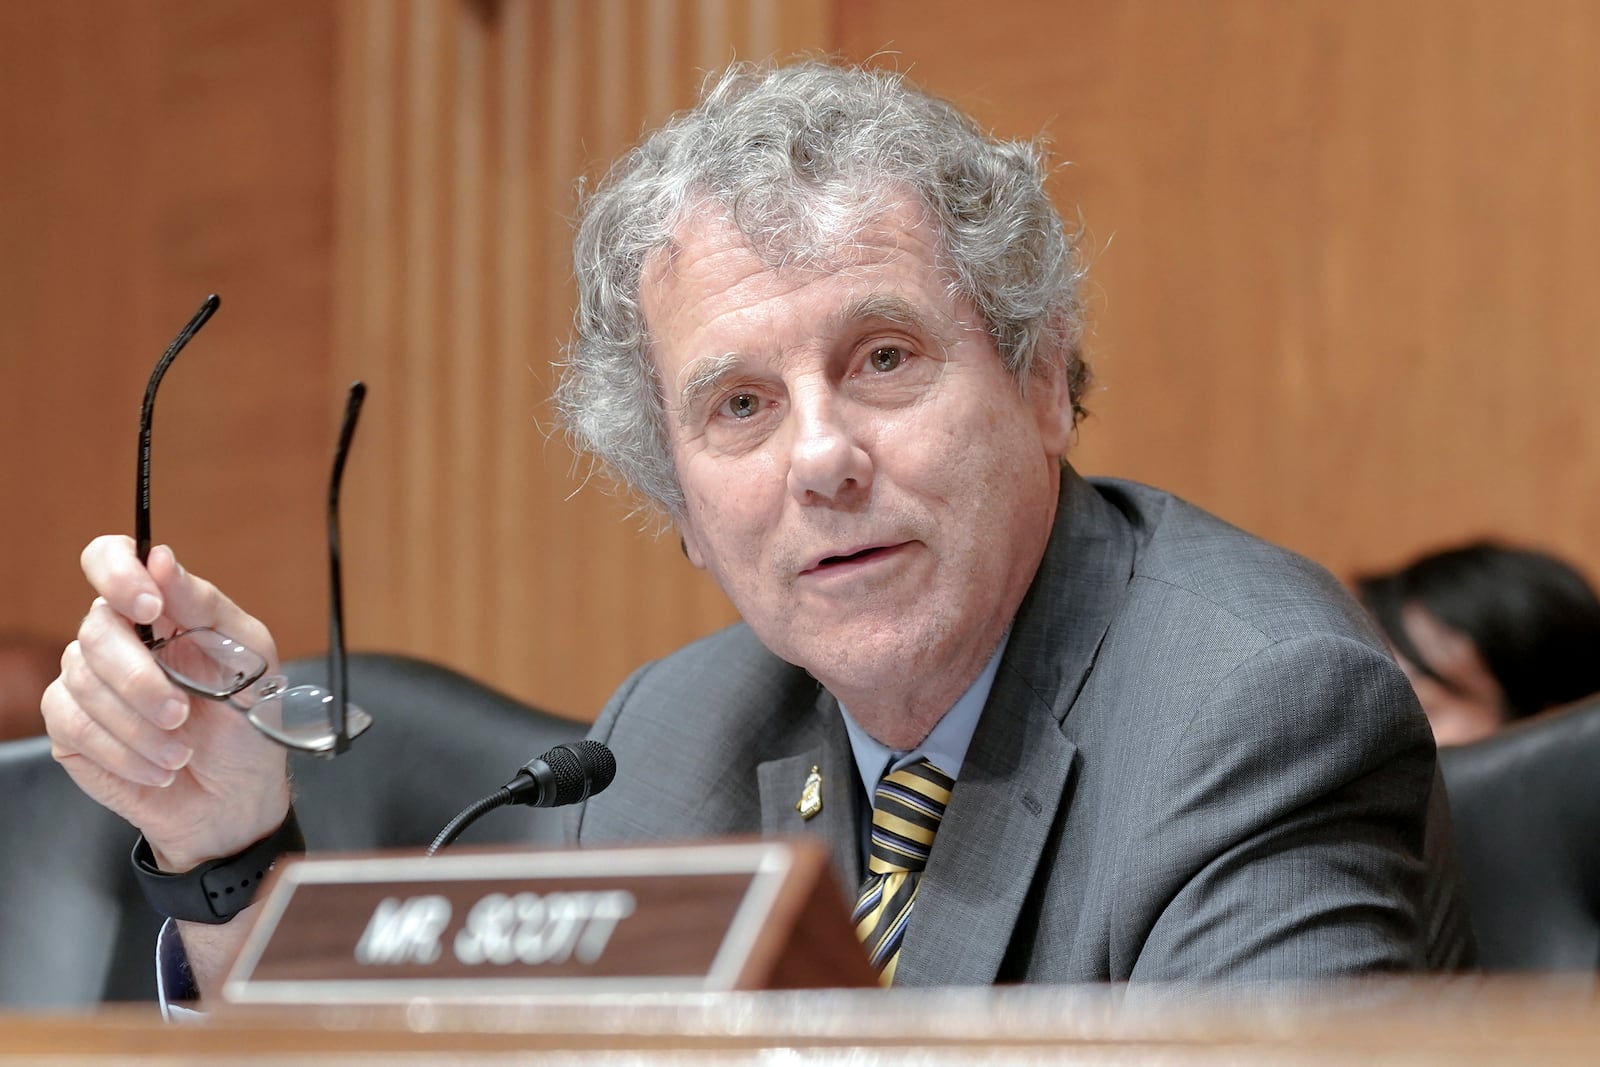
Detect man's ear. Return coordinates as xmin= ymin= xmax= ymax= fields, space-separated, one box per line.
xmin=678 ymin=523 xmax=708 ymax=569
xmin=1028 ymin=356 xmax=1077 ymax=459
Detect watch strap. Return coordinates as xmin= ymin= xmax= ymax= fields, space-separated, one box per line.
xmin=131 ymin=807 xmax=305 ymax=924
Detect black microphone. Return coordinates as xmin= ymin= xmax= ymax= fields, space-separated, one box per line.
xmin=506 ymin=740 xmax=617 ymax=807
xmin=427 ymin=740 xmax=616 ymax=856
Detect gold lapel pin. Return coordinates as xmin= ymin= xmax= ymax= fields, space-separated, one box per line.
xmin=796 ymin=765 xmax=823 ymax=820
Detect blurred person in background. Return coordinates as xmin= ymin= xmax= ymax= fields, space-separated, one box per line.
xmin=1356 ymin=542 xmax=1600 ymax=747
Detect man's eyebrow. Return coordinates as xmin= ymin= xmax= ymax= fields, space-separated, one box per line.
xmin=832 ymin=294 xmax=953 ymax=351
xmin=828 ymin=293 xmax=948 ymax=342
xmin=676 ymin=352 xmax=741 ymax=426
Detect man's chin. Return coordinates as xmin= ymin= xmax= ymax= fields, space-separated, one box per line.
xmin=778 ymin=632 xmax=946 ymax=698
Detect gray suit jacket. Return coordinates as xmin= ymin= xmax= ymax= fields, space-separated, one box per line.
xmin=572 ymin=469 xmax=1472 ymax=983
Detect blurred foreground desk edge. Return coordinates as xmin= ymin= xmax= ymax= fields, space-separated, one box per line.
xmin=2 ymin=978 xmax=1599 ymax=1064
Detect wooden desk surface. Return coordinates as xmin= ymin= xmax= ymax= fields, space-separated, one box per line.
xmin=3 ymin=977 xmax=1597 ymax=1064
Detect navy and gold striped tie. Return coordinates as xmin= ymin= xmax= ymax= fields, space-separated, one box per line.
xmin=851 ymin=758 xmax=954 ymax=985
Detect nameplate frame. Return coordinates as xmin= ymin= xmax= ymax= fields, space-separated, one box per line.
xmin=221 ymin=838 xmax=873 ymax=1004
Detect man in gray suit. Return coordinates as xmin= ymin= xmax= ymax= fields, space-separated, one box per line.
xmin=558 ymin=61 xmax=1470 ymax=981
xmin=44 ymin=59 xmax=1468 ymax=998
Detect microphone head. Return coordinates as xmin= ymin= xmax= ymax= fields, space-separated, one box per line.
xmin=571 ymin=739 xmax=617 ymax=797
xmin=537 ymin=740 xmax=617 ymax=806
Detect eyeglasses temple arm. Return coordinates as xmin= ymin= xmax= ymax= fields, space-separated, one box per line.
xmin=327 ymin=381 xmax=366 ymax=755
xmin=135 ymin=294 xmax=221 ymax=645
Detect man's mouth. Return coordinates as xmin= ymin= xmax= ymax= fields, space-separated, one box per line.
xmin=804 ymin=543 xmax=902 ymax=574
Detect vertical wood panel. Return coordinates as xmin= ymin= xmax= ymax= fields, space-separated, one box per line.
xmin=336 ymin=0 xmax=830 ymax=719
xmin=487 ymin=0 xmax=538 ymax=689
xmin=447 ymin=4 xmax=490 ymax=659
xmin=401 ymin=0 xmax=448 ymax=651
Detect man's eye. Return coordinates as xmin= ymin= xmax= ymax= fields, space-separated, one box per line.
xmin=721 ymin=393 xmax=761 ymax=419
xmin=868 ymin=346 xmax=904 ymax=373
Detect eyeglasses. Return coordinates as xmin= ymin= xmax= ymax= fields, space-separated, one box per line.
xmin=136 ymin=294 xmax=372 ymax=757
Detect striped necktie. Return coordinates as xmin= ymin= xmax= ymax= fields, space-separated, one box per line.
xmin=851 ymin=758 xmax=954 ymax=985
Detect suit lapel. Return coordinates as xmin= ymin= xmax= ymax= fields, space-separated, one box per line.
xmin=896 ymin=467 xmax=1136 ymax=985
xmin=896 ymin=663 xmax=1076 ymax=984
xmin=1007 ymin=466 xmax=1140 ymax=723
xmin=756 ymin=688 xmax=863 ymax=895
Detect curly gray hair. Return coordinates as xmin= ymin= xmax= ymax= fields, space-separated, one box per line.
xmin=557 ymin=59 xmax=1090 ymax=513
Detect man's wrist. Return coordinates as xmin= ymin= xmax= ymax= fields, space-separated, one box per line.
xmin=132 ymin=807 xmax=305 ymax=924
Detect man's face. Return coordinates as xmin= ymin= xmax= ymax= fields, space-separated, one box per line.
xmin=640 ymin=203 xmax=1073 ymax=743
xmin=1391 ymin=603 xmax=1507 ymax=746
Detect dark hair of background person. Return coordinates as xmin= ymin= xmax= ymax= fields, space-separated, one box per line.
xmin=1356 ymin=542 xmax=1600 ymax=724
xmin=0 ymin=632 xmax=61 ymax=742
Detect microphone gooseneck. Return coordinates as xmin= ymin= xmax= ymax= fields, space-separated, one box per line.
xmin=426 ymin=740 xmax=616 ymax=856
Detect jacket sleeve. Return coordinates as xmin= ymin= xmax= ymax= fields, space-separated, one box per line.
xmin=1124 ymin=633 xmax=1447 ymax=980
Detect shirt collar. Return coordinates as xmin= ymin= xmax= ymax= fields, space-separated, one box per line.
xmin=838 ymin=628 xmax=1011 ymax=801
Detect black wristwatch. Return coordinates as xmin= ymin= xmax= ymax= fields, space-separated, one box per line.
xmin=131 ymin=808 xmax=305 ymax=924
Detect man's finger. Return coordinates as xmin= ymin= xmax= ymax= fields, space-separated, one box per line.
xmin=80 ymin=534 xmax=163 ymax=625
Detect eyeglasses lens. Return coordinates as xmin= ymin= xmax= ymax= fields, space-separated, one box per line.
xmin=248 ymin=688 xmax=374 ymax=754
xmin=151 ymin=627 xmax=373 ymax=753
xmin=150 ymin=627 xmax=268 ymax=699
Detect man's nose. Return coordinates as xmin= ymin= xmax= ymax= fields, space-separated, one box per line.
xmin=786 ymin=391 xmax=871 ymax=505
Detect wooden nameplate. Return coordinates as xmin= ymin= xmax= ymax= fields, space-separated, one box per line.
xmin=221 ymin=837 xmax=875 ymax=1004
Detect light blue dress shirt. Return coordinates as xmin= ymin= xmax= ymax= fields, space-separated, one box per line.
xmin=838 ymin=631 xmax=1010 ymax=867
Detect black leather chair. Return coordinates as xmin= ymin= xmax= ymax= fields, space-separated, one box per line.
xmin=0 ymin=653 xmax=585 ymax=1008
xmin=0 ymin=736 xmax=162 ymax=1005
xmin=282 ymin=652 xmax=587 ymax=852
xmin=1438 ymin=697 xmax=1600 ymax=970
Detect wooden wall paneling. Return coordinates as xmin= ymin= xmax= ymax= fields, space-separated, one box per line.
xmin=1 ymin=2 xmax=338 ymax=664
xmin=15 ymin=0 xmax=1590 ymax=728
xmin=397 ymin=0 xmax=448 ymax=670
xmin=834 ymin=0 xmax=1600 ymax=588
xmin=335 ymin=0 xmax=830 ymax=720
xmin=485 ymin=0 xmax=539 ymax=703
